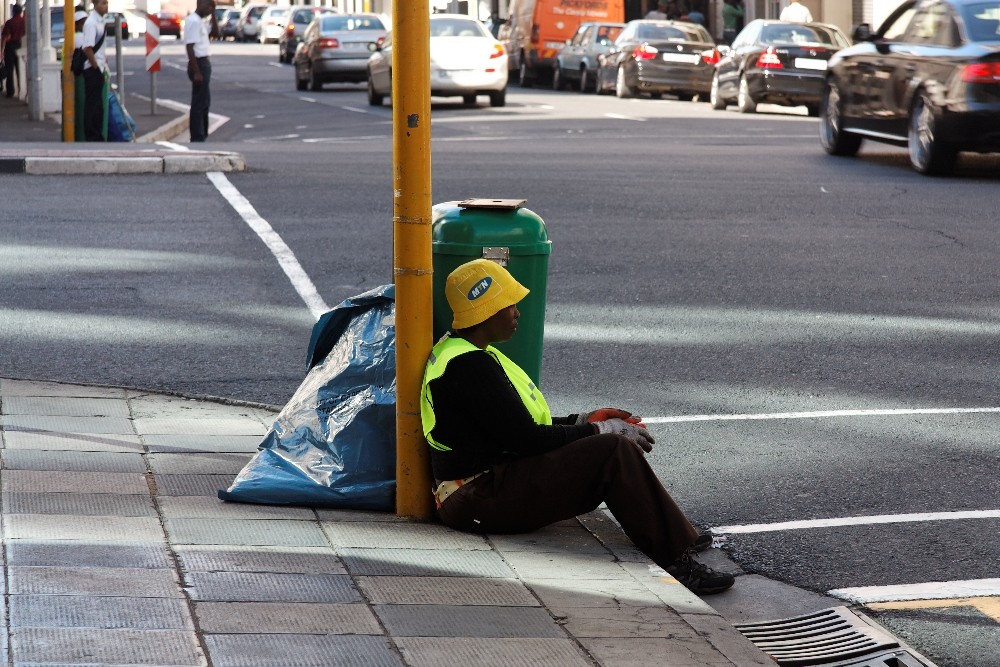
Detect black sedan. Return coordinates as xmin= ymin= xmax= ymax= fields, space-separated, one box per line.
xmin=820 ymin=0 xmax=1000 ymax=175
xmin=711 ymin=20 xmax=850 ymax=115
xmin=596 ymin=20 xmax=718 ymax=100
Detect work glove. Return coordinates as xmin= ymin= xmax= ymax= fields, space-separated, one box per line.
xmin=594 ymin=418 xmax=655 ymax=453
xmin=575 ymin=408 xmax=646 ymax=428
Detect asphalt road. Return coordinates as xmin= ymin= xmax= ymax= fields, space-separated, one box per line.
xmin=2 ymin=39 xmax=999 ymax=666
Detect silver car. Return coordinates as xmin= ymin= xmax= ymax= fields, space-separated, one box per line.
xmin=293 ymin=13 xmax=388 ymax=91
xmin=554 ymin=21 xmax=626 ymax=92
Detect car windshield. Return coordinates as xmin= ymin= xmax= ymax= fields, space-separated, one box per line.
xmin=962 ymin=3 xmax=1000 ymax=42
xmin=635 ymin=23 xmax=705 ymax=42
xmin=320 ymin=15 xmax=385 ymax=31
xmin=430 ymin=18 xmax=486 ymax=37
xmin=269 ymin=9 xmax=287 ymax=17
xmin=761 ymin=24 xmax=846 ymax=47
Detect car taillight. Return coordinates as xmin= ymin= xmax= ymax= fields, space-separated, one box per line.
xmin=319 ymin=37 xmax=339 ymax=49
xmin=489 ymin=43 xmax=505 ymax=59
xmin=756 ymin=46 xmax=783 ymax=69
xmin=632 ymin=44 xmax=658 ymax=60
xmin=701 ymin=48 xmax=719 ymax=66
xmin=286 ymin=24 xmax=294 ymax=34
xmin=962 ymin=62 xmax=1000 ymax=83
xmin=376 ymin=36 xmax=385 ymax=48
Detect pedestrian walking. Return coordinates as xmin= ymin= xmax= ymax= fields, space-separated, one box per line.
xmin=1 ymin=4 xmax=26 ymax=98
xmin=779 ymin=0 xmax=813 ymax=23
xmin=185 ymin=0 xmax=218 ymax=142
xmin=81 ymin=0 xmax=109 ymax=141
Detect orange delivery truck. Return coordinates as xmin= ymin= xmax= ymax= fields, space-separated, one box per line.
xmin=500 ymin=0 xmax=625 ymax=87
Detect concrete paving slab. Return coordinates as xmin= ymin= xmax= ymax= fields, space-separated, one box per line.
xmin=154 ymin=474 xmax=236 ymax=497
xmin=1 ymin=450 xmax=147 ymax=473
xmin=128 ymin=395 xmax=273 ymax=421
xmin=11 ymin=627 xmax=205 ymax=665
xmin=10 ymin=595 xmax=194 ymax=630
xmin=321 ymin=521 xmax=490 ymax=551
xmin=164 ymin=518 xmax=329 ymax=547
xmin=580 ymin=637 xmax=736 ymax=667
xmin=356 ymin=575 xmax=539 ymax=606
xmin=2 ymin=414 xmax=135 ymax=434
xmin=1 ymin=492 xmax=157 ymax=517
xmin=9 ymin=566 xmax=181 ymax=597
xmin=698 ymin=572 xmax=840 ymax=625
xmin=395 ymin=637 xmax=593 ymax=667
xmin=314 ymin=508 xmax=411 ymax=523
xmin=373 ymin=604 xmax=565 ymax=638
xmin=184 ymin=572 xmax=359 ymax=603
xmin=618 ymin=562 xmax=719 ymax=616
xmin=5 ymin=514 xmax=164 ymax=542
xmin=548 ymin=605 xmax=702 ymax=639
xmin=488 ymin=525 xmax=614 ymax=555
xmin=1 ymin=396 xmax=132 ymax=418
xmin=133 ymin=417 xmax=267 ymax=436
xmin=338 ymin=548 xmax=515 ymax=578
xmin=0 ymin=431 xmax=144 ymax=452
xmin=6 ymin=541 xmax=173 ymax=569
xmin=2 ymin=470 xmax=150 ymax=495
xmin=194 ymin=601 xmax=381 ymax=634
xmin=143 ymin=434 xmax=262 ymax=453
xmin=148 ymin=453 xmax=253 ymax=475
xmin=203 ymin=634 xmax=401 ymax=667
xmin=174 ymin=545 xmax=345 ymax=575
xmin=523 ymin=577 xmax=664 ymax=609
xmin=500 ymin=550 xmax=633 ymax=580
xmin=159 ymin=496 xmax=315 ymax=520
xmin=680 ymin=613 xmax=777 ymax=667
xmin=0 ymin=379 xmax=127 ymax=398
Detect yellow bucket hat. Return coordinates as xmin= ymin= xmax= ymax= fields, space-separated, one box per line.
xmin=445 ymin=259 xmax=530 ymax=330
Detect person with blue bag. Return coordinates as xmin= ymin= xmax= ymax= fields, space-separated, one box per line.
xmin=420 ymin=259 xmax=735 ymax=595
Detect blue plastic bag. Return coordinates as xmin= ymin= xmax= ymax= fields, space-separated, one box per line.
xmin=219 ymin=285 xmax=397 ymax=510
xmin=107 ymin=91 xmax=136 ymax=142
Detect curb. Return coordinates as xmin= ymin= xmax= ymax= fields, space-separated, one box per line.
xmin=0 ymin=151 xmax=245 ymax=174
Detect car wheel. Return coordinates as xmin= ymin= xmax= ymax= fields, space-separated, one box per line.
xmin=819 ymin=79 xmax=862 ymax=157
xmin=805 ymin=104 xmax=820 ymax=117
xmin=908 ymin=90 xmax=957 ymax=176
xmin=489 ymin=86 xmax=506 ymax=107
xmin=737 ymin=74 xmax=756 ymax=113
xmin=579 ymin=68 xmax=591 ymax=93
xmin=367 ymin=76 xmax=383 ymax=106
xmin=552 ymin=66 xmax=565 ymax=91
xmin=710 ymin=72 xmax=726 ymax=110
xmin=615 ymin=66 xmax=634 ymax=98
xmin=518 ymin=57 xmax=533 ymax=88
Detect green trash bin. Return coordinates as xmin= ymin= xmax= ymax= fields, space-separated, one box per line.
xmin=431 ymin=198 xmax=552 ymax=386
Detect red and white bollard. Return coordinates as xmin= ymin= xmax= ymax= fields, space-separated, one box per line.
xmin=147 ymin=14 xmax=161 ymax=113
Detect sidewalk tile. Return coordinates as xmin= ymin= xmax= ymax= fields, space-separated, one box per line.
xmin=356 ymin=575 xmax=539 ymax=606
xmin=159 ymin=496 xmax=315 ymax=520
xmin=1 ymin=470 xmax=150 ymax=495
xmin=680 ymin=613 xmax=776 ymax=666
xmin=133 ymin=417 xmax=267 ymax=436
xmin=11 ymin=627 xmax=204 ymax=665
xmin=488 ymin=525 xmax=613 ymax=555
xmin=338 ymin=548 xmax=515 ymax=578
xmin=5 ymin=514 xmax=164 ymax=542
xmin=149 ymin=452 xmax=253 ymax=475
xmin=164 ymin=518 xmax=328 ymax=547
xmin=523 ymin=577 xmax=663 ymax=609
xmin=194 ymin=601 xmax=381 ymax=634
xmin=500 ymin=550 xmax=633 ymax=580
xmin=0 ymin=430 xmax=143 ymax=452
xmin=321 ymin=521 xmax=490 ymax=551
xmin=1 ymin=450 xmax=147 ymax=473
xmin=128 ymin=394 xmax=273 ymax=421
xmin=315 ymin=508 xmax=411 ymax=523
xmin=0 ymin=380 xmax=127 ymax=398
xmin=203 ymin=634 xmax=401 ymax=667
xmin=548 ymin=606 xmax=698 ymax=639
xmin=10 ymin=595 xmax=194 ymax=630
xmin=9 ymin=566 xmax=181 ymax=597
xmin=395 ymin=637 xmax=593 ymax=667
xmin=2 ymin=414 xmax=135 ymax=434
xmin=1 ymin=396 xmax=132 ymax=418
xmin=185 ymin=571 xmax=359 ymax=603
xmin=580 ymin=637 xmax=737 ymax=667
xmin=155 ymin=474 xmax=237 ymax=497
xmin=174 ymin=545 xmax=345 ymax=575
xmin=373 ymin=604 xmax=564 ymax=638
xmin=143 ymin=434 xmax=262 ymax=453
xmin=1 ymin=492 xmax=157 ymax=517
xmin=7 ymin=541 xmax=173 ymax=569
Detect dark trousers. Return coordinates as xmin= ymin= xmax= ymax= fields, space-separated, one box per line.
xmin=3 ymin=43 xmax=19 ymax=96
xmin=83 ymin=68 xmax=105 ymax=142
xmin=437 ymin=434 xmax=699 ymax=570
xmin=188 ymin=57 xmax=211 ymax=142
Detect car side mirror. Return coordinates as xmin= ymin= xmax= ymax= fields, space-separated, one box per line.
xmin=852 ymin=23 xmax=874 ymax=42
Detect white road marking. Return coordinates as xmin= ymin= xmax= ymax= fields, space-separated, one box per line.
xmin=714 ymin=509 xmax=1000 ymax=535
xmin=829 ymin=579 xmax=1000 ymax=603
xmin=645 ymin=406 xmax=1000 ymax=424
xmin=604 ymin=112 xmax=646 ymax=122
xmin=300 ymin=97 xmax=317 ymax=103
xmin=206 ymin=172 xmax=328 ymax=320
xmin=339 ymin=105 xmax=369 ymax=114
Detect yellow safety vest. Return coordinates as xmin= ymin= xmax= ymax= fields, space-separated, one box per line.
xmin=420 ymin=335 xmax=551 ymax=451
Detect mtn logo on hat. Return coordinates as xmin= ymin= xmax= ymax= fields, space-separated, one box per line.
xmin=467 ymin=277 xmax=492 ymax=300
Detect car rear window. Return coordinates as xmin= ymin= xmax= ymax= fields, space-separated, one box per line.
xmin=430 ymin=18 xmax=487 ymax=37
xmin=761 ymin=24 xmax=845 ymax=47
xmin=635 ymin=24 xmax=706 ymax=42
xmin=321 ymin=15 xmax=385 ymax=31
xmin=963 ymin=3 xmax=1000 ymax=42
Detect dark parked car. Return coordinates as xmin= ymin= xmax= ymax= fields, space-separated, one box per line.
xmin=156 ymin=12 xmax=182 ymax=39
xmin=554 ymin=21 xmax=626 ymax=92
xmin=820 ymin=0 xmax=1000 ymax=175
xmin=218 ymin=9 xmax=241 ymax=40
xmin=711 ymin=20 xmax=849 ymax=115
xmin=595 ymin=20 xmax=718 ymax=100
xmin=279 ymin=6 xmax=329 ymax=63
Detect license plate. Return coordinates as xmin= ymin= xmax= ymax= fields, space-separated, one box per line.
xmin=661 ymin=53 xmax=700 ymax=64
xmin=794 ymin=58 xmax=827 ymax=71
xmin=344 ymin=42 xmax=367 ymax=50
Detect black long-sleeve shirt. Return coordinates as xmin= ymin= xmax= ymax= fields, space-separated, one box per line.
xmin=426 ymin=348 xmax=596 ymax=481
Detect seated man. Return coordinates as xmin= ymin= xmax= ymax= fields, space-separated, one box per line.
xmin=420 ymin=259 xmax=735 ymax=595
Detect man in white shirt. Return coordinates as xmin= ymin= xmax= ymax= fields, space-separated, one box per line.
xmin=82 ymin=0 xmax=109 ymax=141
xmin=185 ymin=0 xmax=218 ymax=142
xmin=779 ymin=0 xmax=813 ymax=23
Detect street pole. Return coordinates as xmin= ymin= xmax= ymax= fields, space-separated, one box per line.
xmin=393 ymin=1 xmax=434 ymax=520
xmin=25 ymin=0 xmax=42 ymax=120
xmin=115 ymin=17 xmax=124 ymax=101
xmin=62 ymin=3 xmax=76 ymax=141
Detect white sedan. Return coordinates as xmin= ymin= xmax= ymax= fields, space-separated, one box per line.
xmin=367 ymin=14 xmax=508 ymax=108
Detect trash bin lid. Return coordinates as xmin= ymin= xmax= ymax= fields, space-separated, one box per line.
xmin=432 ymin=200 xmax=551 ymax=256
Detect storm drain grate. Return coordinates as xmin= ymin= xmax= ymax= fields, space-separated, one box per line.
xmin=735 ymin=607 xmax=934 ymax=666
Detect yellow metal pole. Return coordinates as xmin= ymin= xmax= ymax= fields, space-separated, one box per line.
xmin=62 ymin=3 xmax=76 ymax=142
xmin=393 ymin=0 xmax=434 ymax=519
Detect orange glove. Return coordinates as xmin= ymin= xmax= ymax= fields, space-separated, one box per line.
xmin=577 ymin=408 xmax=646 ymax=429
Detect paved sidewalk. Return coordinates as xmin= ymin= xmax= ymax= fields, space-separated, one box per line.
xmin=0 ymin=377 xmax=772 ymax=667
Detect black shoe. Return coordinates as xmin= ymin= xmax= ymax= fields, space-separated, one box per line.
xmin=692 ymin=531 xmax=714 ymax=552
xmin=666 ymin=552 xmax=735 ymax=595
